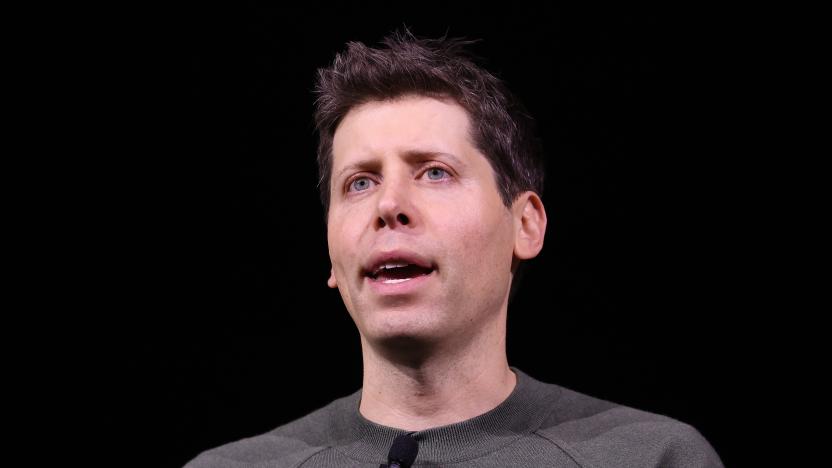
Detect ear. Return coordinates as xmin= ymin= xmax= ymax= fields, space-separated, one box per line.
xmin=327 ymin=267 xmax=338 ymax=289
xmin=512 ymin=191 xmax=547 ymax=261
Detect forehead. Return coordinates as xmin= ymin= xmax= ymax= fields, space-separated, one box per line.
xmin=332 ymin=96 xmax=474 ymax=166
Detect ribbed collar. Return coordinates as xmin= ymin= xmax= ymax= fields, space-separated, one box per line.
xmin=330 ymin=366 xmax=562 ymax=465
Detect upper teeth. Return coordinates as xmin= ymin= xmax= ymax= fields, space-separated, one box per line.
xmin=373 ymin=262 xmax=409 ymax=275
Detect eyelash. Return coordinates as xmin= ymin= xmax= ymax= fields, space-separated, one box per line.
xmin=346 ymin=165 xmax=452 ymax=193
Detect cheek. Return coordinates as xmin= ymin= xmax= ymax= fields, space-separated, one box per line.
xmin=327 ymin=214 xmax=374 ymax=291
xmin=328 ymin=204 xmax=370 ymax=245
xmin=327 ymin=218 xmax=355 ymax=271
xmin=438 ymin=201 xmax=513 ymax=271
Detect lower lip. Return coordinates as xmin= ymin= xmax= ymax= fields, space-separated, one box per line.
xmin=365 ymin=270 xmax=436 ymax=295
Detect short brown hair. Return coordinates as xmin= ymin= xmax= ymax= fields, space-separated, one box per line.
xmin=312 ymin=26 xmax=546 ymax=221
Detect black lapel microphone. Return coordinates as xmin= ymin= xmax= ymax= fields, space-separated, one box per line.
xmin=381 ymin=432 xmax=419 ymax=468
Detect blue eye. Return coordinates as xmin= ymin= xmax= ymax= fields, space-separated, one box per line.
xmin=425 ymin=167 xmax=450 ymax=180
xmin=349 ymin=177 xmax=374 ymax=192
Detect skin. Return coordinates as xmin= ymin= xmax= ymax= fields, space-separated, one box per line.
xmin=326 ymin=94 xmax=547 ymax=431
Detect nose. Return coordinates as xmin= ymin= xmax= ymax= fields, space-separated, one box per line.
xmin=375 ymin=175 xmax=413 ymax=230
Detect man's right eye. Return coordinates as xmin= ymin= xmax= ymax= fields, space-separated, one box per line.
xmin=348 ymin=176 xmax=375 ymax=193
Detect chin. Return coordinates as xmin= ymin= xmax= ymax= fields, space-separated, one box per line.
xmin=355 ymin=300 xmax=449 ymax=341
xmin=364 ymin=317 xmax=443 ymax=346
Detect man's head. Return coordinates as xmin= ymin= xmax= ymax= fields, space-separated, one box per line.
xmin=313 ymin=28 xmax=545 ymax=222
xmin=312 ymin=28 xmax=546 ymax=351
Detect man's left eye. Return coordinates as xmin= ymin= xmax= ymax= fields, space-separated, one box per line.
xmin=425 ymin=167 xmax=450 ymax=180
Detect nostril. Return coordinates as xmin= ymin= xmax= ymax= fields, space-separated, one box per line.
xmin=377 ymin=213 xmax=409 ymax=228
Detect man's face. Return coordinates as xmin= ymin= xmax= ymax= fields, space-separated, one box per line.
xmin=326 ymin=95 xmax=520 ymax=349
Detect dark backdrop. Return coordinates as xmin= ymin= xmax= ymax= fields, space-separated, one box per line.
xmin=104 ymin=5 xmax=751 ymax=467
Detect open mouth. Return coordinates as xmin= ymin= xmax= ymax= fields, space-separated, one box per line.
xmin=366 ymin=263 xmax=435 ymax=284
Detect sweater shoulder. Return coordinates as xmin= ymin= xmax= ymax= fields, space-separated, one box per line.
xmin=182 ymin=391 xmax=359 ymax=468
xmin=534 ymin=385 xmax=723 ymax=468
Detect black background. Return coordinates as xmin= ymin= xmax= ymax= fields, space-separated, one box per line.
xmin=101 ymin=5 xmax=760 ymax=467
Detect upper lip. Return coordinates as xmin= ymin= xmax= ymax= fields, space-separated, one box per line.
xmin=362 ymin=249 xmax=437 ymax=278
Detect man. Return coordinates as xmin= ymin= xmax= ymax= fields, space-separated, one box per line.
xmin=185 ymin=28 xmax=723 ymax=467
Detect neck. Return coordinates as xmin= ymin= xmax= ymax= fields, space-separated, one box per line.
xmin=357 ymin=313 xmax=516 ymax=431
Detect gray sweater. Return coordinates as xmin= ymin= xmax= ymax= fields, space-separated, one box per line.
xmin=184 ymin=367 xmax=723 ymax=467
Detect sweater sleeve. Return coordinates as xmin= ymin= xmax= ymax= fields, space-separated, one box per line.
xmin=650 ymin=422 xmax=723 ymax=468
xmin=571 ymin=420 xmax=724 ymax=468
xmin=536 ymin=398 xmax=724 ymax=468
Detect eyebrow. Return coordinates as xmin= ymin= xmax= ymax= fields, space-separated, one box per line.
xmin=334 ymin=150 xmax=465 ymax=183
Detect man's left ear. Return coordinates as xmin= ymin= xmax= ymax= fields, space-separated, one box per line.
xmin=512 ymin=191 xmax=547 ymax=260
